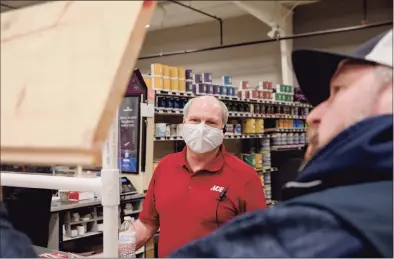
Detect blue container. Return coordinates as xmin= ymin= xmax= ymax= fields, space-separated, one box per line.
xmin=193 ymin=74 xmax=202 ymax=84
xmin=202 ymin=73 xmax=212 ymax=83
xmin=219 ymin=85 xmax=225 ymax=95
xmin=186 ymin=81 xmax=193 ymax=93
xmin=186 ymin=69 xmax=193 ymax=80
xmin=225 ymin=86 xmax=232 ymax=96
xmin=213 ymin=84 xmax=220 ymax=95
xmin=230 ymin=87 xmax=236 ymax=96
xmin=222 ymin=75 xmax=232 ymax=86
xmin=206 ymin=84 xmax=213 ymax=94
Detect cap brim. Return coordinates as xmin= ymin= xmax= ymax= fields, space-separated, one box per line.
xmin=292 ymin=49 xmax=370 ymax=107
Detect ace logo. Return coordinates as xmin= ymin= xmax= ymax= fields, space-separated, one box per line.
xmin=210 ymin=185 xmax=224 ymax=193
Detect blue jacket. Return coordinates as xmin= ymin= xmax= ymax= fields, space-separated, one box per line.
xmin=0 ymin=203 xmax=37 ymax=257
xmin=170 ymin=115 xmax=393 ymax=258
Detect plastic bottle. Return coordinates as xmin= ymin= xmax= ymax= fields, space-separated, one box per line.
xmin=119 ymin=216 xmax=137 ymax=258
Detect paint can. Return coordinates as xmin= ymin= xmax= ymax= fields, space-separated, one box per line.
xmin=178 ymin=79 xmax=186 ymax=92
xmin=193 ymin=73 xmax=202 ymax=84
xmin=225 ymin=86 xmax=232 ymax=96
xmin=162 ymin=65 xmax=170 ymax=77
xmin=213 ymin=85 xmax=220 ymax=95
xmin=243 ymin=119 xmax=256 ymax=134
xmin=202 ymin=72 xmax=212 ymax=83
xmin=170 ymin=124 xmax=178 ymax=137
xmin=206 ymin=84 xmax=213 ymax=95
xmin=249 ymin=104 xmax=254 ymax=114
xmin=165 ymin=125 xmax=171 ymax=137
xmin=163 ymin=76 xmax=170 ymax=90
xmin=255 ymin=119 xmax=264 ymax=133
xmin=157 ymin=96 xmax=166 ymax=108
xmin=234 ymin=124 xmax=242 ymax=135
xmin=242 ymin=153 xmax=255 ymax=167
xmin=151 ymin=76 xmax=163 ymax=90
xmin=255 ymin=153 xmax=263 ymax=169
xmin=173 ymin=97 xmax=180 ymax=109
xmin=150 ymin=63 xmax=163 ymax=76
xmin=185 ymin=69 xmax=193 ymax=80
xmin=178 ymin=67 xmax=186 ymax=79
xmin=222 ymin=75 xmax=232 ymax=86
xmin=165 ymin=97 xmax=174 ymax=108
xmin=219 ymin=85 xmax=225 ymax=96
xmin=155 ymin=123 xmax=167 ymax=137
xmin=186 ymin=81 xmax=193 ymax=93
xmin=196 ymin=83 xmax=207 ymax=94
xmin=225 ymin=124 xmax=234 ymax=135
xmin=281 ymin=133 xmax=287 ymax=145
xmin=170 ymin=78 xmax=179 ymax=91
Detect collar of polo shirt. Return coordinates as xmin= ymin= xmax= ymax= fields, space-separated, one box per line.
xmin=177 ymin=144 xmax=226 ymax=173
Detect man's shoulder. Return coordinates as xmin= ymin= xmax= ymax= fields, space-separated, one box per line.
xmin=158 ymin=151 xmax=183 ymax=165
xmin=154 ymin=152 xmax=183 ymax=177
xmin=170 ymin=204 xmax=368 ymax=258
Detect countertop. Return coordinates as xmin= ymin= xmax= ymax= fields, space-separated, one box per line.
xmin=51 ymin=193 xmax=145 ymax=212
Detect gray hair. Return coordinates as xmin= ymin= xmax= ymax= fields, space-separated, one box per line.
xmin=183 ymin=96 xmax=229 ymax=126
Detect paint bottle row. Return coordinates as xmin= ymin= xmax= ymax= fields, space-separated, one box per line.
xmin=271 ymin=133 xmax=308 ymax=146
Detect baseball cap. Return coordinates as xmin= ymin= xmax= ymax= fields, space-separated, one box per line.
xmin=292 ymin=29 xmax=393 ymax=107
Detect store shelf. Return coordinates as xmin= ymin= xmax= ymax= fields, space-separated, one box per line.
xmin=255 ymin=167 xmax=277 ymax=173
xmin=124 ymin=209 xmax=142 ymax=215
xmin=265 ymin=128 xmax=307 ymax=132
xmin=154 ymin=90 xmax=312 ymax=108
xmin=63 ymin=231 xmax=102 ymax=242
xmin=155 ymin=107 xmax=307 ymax=119
xmin=155 ymin=134 xmax=270 ymax=141
xmin=271 ymin=144 xmax=306 ymax=151
xmin=68 ymin=218 xmax=96 ymax=225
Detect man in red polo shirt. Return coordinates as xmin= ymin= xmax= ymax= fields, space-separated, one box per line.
xmin=134 ymin=96 xmax=267 ymax=257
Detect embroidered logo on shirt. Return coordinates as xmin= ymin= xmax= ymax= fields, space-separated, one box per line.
xmin=210 ymin=185 xmax=224 ymax=193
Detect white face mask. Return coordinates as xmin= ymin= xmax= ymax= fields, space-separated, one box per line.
xmin=181 ymin=123 xmax=224 ymax=154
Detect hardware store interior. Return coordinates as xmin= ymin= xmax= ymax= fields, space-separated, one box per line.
xmin=0 ymin=0 xmax=392 ymax=258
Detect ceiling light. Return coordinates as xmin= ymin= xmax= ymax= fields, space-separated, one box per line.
xmin=145 ymin=24 xmax=150 ymax=28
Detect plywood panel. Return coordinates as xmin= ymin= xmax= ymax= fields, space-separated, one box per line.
xmin=1 ymin=1 xmax=156 ymax=165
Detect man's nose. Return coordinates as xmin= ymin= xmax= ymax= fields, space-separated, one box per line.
xmin=306 ymin=101 xmax=328 ymax=128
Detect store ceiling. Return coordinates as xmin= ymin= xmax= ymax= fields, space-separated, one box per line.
xmin=0 ymin=1 xmax=318 ymax=31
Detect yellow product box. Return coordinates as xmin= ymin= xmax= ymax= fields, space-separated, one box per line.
xmin=170 ymin=66 xmax=179 ymax=78
xmin=151 ymin=76 xmax=163 ymax=90
xmin=178 ymin=79 xmax=186 ymax=92
xmin=163 ymin=76 xmax=171 ymax=90
xmin=151 ymin=63 xmax=162 ymax=76
xmin=162 ymin=65 xmax=170 ymax=77
xmin=170 ymin=78 xmax=179 ymax=91
xmin=178 ymin=67 xmax=186 ymax=80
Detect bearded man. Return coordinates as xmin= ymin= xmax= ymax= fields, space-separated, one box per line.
xmin=170 ymin=30 xmax=393 ymax=258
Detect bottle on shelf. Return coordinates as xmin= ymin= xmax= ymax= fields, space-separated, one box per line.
xmin=119 ymin=216 xmax=137 ymax=258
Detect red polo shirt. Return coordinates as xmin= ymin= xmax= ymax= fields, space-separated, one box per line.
xmin=139 ymin=145 xmax=267 ymax=257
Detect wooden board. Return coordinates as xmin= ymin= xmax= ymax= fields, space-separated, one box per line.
xmin=1 ymin=1 xmax=156 ymax=165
